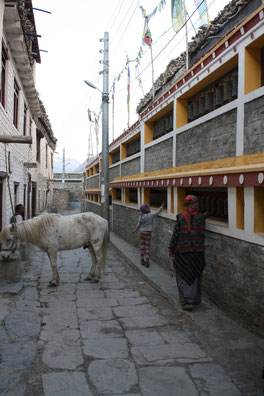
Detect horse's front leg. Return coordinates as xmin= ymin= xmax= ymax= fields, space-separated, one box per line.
xmin=47 ymin=250 xmax=59 ymax=287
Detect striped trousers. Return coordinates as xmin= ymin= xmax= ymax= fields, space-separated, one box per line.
xmin=140 ymin=232 xmax=151 ymax=261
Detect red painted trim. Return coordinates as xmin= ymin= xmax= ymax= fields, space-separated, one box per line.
xmin=110 ymin=171 xmax=264 ymax=188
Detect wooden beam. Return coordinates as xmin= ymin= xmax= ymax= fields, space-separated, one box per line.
xmin=0 ymin=135 xmax=32 ymax=144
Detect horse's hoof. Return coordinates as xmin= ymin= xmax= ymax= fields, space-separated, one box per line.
xmin=48 ymin=281 xmax=58 ymax=287
xmin=90 ymin=278 xmax=99 ymax=283
xmin=85 ymin=276 xmax=92 ymax=281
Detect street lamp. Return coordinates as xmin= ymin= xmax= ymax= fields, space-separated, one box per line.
xmin=84 ymin=32 xmax=109 ymax=225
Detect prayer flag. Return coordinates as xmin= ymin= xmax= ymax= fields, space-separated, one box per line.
xmin=142 ymin=18 xmax=152 ymax=46
xmin=194 ymin=0 xmax=209 ymax=26
xmin=127 ymin=63 xmax=130 ymax=113
xmin=171 ymin=0 xmax=184 ymax=33
xmin=94 ymin=117 xmax=99 ymax=145
xmin=88 ymin=108 xmax=92 ymax=122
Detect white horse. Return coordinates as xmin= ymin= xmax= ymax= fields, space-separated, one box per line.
xmin=0 ymin=212 xmax=108 ymax=286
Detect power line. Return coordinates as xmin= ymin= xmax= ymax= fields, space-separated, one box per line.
xmin=110 ymin=0 xmax=140 ymax=59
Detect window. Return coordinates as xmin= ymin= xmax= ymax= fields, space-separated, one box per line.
xmin=150 ymin=188 xmax=167 ymax=208
xmin=1 ymin=41 xmax=8 ymax=108
xmin=185 ymin=187 xmax=228 ymax=223
xmin=111 ymin=149 xmax=120 ymax=164
xmin=187 ymin=68 xmax=238 ymax=123
xmin=126 ymin=136 xmax=140 ymax=157
xmin=23 ymin=103 xmax=27 ymax=136
xmin=13 ymin=78 xmax=19 ymax=128
xmin=36 ymin=130 xmax=42 ymax=162
xmin=14 ymin=182 xmax=19 ymax=206
xmin=129 ymin=188 xmax=138 ymax=204
xmin=51 ymin=152 xmax=54 ymax=169
xmin=45 ymin=144 xmax=48 ymax=168
xmin=153 ymin=110 xmax=173 ymax=140
xmin=113 ymin=188 xmax=121 ymax=201
xmin=29 ymin=118 xmax=32 ymax=148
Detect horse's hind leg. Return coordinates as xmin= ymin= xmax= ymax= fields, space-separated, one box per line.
xmin=90 ymin=246 xmax=103 ymax=283
xmin=47 ymin=250 xmax=59 ymax=287
xmin=85 ymin=244 xmax=97 ymax=282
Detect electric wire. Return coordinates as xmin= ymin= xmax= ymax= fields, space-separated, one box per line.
xmin=114 ymin=0 xmax=220 ymax=96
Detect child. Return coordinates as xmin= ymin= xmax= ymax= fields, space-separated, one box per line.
xmin=133 ymin=202 xmax=165 ymax=267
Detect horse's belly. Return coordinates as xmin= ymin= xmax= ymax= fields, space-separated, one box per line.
xmin=58 ymin=231 xmax=86 ymax=250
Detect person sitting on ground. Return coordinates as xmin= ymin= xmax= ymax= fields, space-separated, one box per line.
xmin=10 ymin=204 xmax=25 ymax=224
xmin=169 ymin=195 xmax=208 ymax=311
xmin=132 ymin=202 xmax=165 ymax=268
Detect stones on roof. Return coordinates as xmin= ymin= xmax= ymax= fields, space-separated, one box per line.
xmin=136 ymin=0 xmax=249 ymax=114
xmin=37 ymin=97 xmax=57 ymax=147
xmin=17 ymin=0 xmax=36 ymax=66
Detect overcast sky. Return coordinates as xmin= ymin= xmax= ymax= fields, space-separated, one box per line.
xmin=32 ymin=0 xmax=230 ymax=165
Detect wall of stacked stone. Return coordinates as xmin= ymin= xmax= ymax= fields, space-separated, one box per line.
xmin=176 ymin=110 xmax=237 ymax=166
xmin=112 ymin=204 xmax=175 ymax=271
xmin=110 ymin=165 xmax=120 ymax=182
xmin=121 ymin=158 xmax=140 ymax=177
xmin=85 ymin=175 xmax=100 ymax=189
xmin=85 ymin=201 xmax=112 ymax=230
xmin=52 ymin=189 xmax=69 ymax=211
xmin=204 ymin=232 xmax=264 ymax=337
xmin=244 ymin=96 xmax=264 ymax=155
xmin=53 ymin=181 xmax=83 ymax=202
xmin=145 ymin=138 xmax=173 ymax=172
xmin=112 ymin=203 xmax=264 ymax=337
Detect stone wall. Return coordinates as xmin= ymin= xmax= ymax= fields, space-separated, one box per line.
xmin=86 ymin=175 xmax=100 ymax=188
xmin=110 ymin=165 xmax=120 ymax=182
xmin=121 ymin=158 xmax=140 ymax=177
xmin=52 ymin=189 xmax=69 ymax=211
xmin=112 ymin=203 xmax=264 ymax=337
xmin=244 ymin=96 xmax=264 ymax=155
xmin=176 ymin=110 xmax=236 ymax=166
xmin=85 ymin=201 xmax=113 ymax=230
xmin=112 ymin=204 xmax=174 ymax=271
xmin=145 ymin=138 xmax=173 ymax=172
xmin=204 ymin=232 xmax=264 ymax=337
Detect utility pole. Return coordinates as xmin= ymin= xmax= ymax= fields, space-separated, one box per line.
xmin=62 ymin=148 xmax=65 ymax=189
xmin=100 ymin=32 xmax=109 ymax=224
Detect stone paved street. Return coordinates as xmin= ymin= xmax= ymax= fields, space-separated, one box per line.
xmin=0 ymin=239 xmax=263 ymax=395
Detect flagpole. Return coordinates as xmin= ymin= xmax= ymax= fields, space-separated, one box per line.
xmin=112 ymin=81 xmax=115 ymax=142
xmin=183 ymin=0 xmax=189 ymax=71
xmin=150 ymin=41 xmax=155 ymax=100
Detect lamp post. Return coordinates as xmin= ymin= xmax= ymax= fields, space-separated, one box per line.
xmin=84 ymin=32 xmax=109 ymax=224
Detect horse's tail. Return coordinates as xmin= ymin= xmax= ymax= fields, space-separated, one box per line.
xmin=101 ymin=221 xmax=109 ymax=271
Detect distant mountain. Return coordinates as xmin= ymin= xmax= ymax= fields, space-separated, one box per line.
xmin=53 ymin=156 xmax=82 ymax=173
xmin=73 ymin=158 xmax=89 ymax=172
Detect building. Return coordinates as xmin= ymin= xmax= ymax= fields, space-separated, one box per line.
xmin=84 ymin=0 xmax=264 ymax=336
xmin=53 ymin=172 xmax=84 ymax=211
xmin=0 ymin=0 xmax=56 ymax=230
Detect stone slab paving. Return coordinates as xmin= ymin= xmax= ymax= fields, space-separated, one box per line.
xmin=0 ymin=218 xmax=263 ymax=395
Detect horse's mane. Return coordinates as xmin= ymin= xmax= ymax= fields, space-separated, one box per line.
xmin=16 ymin=214 xmax=61 ymax=244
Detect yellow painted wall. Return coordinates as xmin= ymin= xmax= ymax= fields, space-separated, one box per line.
xmin=236 ymin=187 xmax=244 ymax=230
xmin=177 ymin=188 xmax=185 ymax=213
xmin=245 ymin=47 xmax=261 ymax=94
xmin=121 ymin=144 xmax=127 ymax=160
xmin=170 ymin=187 xmax=174 ymax=214
xmin=254 ymin=187 xmax=264 ymax=233
xmin=144 ymin=188 xmax=150 ymax=205
xmin=176 ymin=99 xmax=188 ymax=128
xmin=144 ymin=123 xmax=153 ymax=144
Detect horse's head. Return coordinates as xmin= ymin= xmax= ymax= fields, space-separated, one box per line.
xmin=0 ymin=224 xmax=19 ymax=260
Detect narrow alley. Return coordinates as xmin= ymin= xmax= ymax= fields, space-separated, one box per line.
xmin=0 ymin=232 xmax=263 ymax=395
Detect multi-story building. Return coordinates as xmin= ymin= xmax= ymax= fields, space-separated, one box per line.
xmin=84 ymin=0 xmax=264 ymax=336
xmin=0 ymin=0 xmax=56 ymax=230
